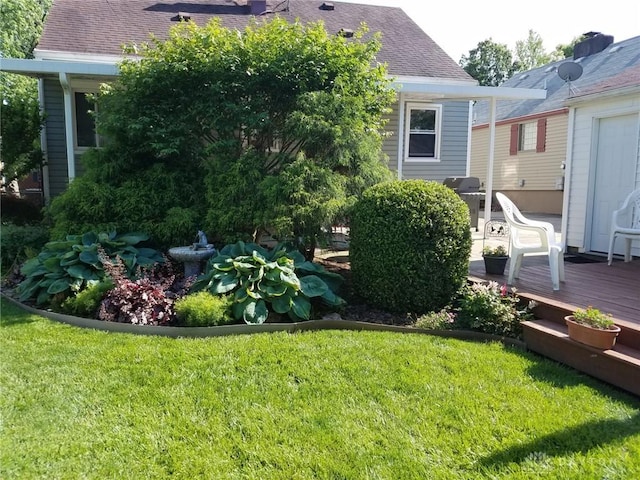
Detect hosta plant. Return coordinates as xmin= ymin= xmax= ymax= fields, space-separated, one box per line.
xmin=191 ymin=241 xmax=345 ymax=324
xmin=16 ymin=231 xmax=164 ymax=305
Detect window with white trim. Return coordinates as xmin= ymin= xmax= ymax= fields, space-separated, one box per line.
xmin=404 ymin=103 xmax=441 ymax=161
xmin=74 ymin=92 xmax=101 ymax=148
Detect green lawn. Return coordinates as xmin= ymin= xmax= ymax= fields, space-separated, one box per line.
xmin=1 ymin=298 xmax=639 ymax=479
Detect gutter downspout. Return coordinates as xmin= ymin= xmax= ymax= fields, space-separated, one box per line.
xmin=396 ymin=93 xmax=405 ymax=180
xmin=561 ymin=107 xmax=576 ymax=252
xmin=37 ymin=78 xmax=50 ymax=201
xmin=484 ymin=97 xmax=497 ymax=222
xmin=59 ymin=72 xmax=76 ymax=182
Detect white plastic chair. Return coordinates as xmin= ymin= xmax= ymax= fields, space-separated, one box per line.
xmin=607 ymin=188 xmax=640 ymax=265
xmin=495 ymin=192 xmax=565 ymax=290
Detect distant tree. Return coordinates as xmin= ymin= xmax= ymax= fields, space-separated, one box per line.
xmin=0 ymin=0 xmax=52 ymax=193
xmin=550 ymin=35 xmax=588 ymax=61
xmin=514 ymin=29 xmax=551 ymax=70
xmin=459 ymin=39 xmax=520 ymax=86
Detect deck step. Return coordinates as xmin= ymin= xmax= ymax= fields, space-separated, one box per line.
xmin=512 ymin=291 xmax=640 ymax=349
xmin=522 ymin=319 xmax=640 ymax=397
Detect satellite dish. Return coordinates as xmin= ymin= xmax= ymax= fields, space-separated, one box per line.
xmin=557 ymin=62 xmax=583 ymax=82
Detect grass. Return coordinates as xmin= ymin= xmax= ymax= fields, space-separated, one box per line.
xmin=1 ymin=298 xmax=639 ymax=479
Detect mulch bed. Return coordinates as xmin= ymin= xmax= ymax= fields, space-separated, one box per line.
xmin=315 ymin=255 xmax=415 ymax=327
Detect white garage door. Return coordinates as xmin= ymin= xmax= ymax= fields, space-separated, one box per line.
xmin=589 ymin=114 xmax=639 ymax=254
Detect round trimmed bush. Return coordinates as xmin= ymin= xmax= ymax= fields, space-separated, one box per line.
xmin=349 ymin=180 xmax=471 ymax=313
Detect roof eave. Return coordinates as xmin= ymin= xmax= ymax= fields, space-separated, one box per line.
xmin=565 ymin=84 xmax=640 ymax=105
xmin=392 ymin=78 xmax=547 ymax=100
xmin=0 ymin=58 xmax=119 ymax=77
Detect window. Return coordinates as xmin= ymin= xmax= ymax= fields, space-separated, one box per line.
xmin=74 ymin=92 xmax=100 ymax=148
xmin=405 ymin=103 xmax=441 ymax=161
xmin=518 ymin=121 xmax=537 ymax=151
xmin=509 ymin=118 xmax=547 ymax=155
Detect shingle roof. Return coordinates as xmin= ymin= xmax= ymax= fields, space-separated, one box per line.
xmin=571 ymin=63 xmax=640 ymax=97
xmin=36 ymin=0 xmax=472 ymax=81
xmin=473 ymin=34 xmax=640 ymax=124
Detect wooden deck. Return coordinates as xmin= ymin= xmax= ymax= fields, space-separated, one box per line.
xmin=469 ymin=255 xmax=640 ymax=325
xmin=469 ymin=254 xmax=640 ymax=397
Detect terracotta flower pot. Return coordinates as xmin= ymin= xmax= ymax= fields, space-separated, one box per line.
xmin=565 ymin=315 xmax=621 ymax=349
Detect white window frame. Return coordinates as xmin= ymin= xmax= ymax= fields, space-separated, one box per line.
xmin=72 ymin=89 xmax=102 ymax=151
xmin=518 ymin=121 xmax=537 ymax=151
xmin=404 ymin=102 xmax=442 ymax=162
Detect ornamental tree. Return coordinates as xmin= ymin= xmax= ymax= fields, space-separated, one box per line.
xmin=0 ymin=0 xmax=51 ymax=192
xmin=49 ymin=17 xmax=395 ymax=254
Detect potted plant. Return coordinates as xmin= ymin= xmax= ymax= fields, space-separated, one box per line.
xmin=482 ymin=245 xmax=509 ymax=275
xmin=565 ymin=306 xmax=621 ymax=349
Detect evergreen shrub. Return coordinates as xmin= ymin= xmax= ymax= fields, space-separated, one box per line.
xmin=0 ymin=222 xmax=49 ymax=268
xmin=349 ymin=180 xmax=471 ymax=313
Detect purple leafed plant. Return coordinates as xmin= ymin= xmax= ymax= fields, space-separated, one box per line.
xmin=97 ymin=249 xmax=191 ymax=325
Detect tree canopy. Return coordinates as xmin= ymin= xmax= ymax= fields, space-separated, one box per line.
xmin=514 ymin=30 xmax=552 ymax=70
xmin=460 ymin=31 xmax=587 ymax=85
xmin=0 ymin=0 xmax=52 ymax=189
xmin=459 ymin=39 xmax=519 ymax=86
xmin=48 ymin=18 xmax=395 ymax=253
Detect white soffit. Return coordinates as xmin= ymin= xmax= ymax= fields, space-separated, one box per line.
xmin=0 ymin=58 xmax=119 ymax=77
xmin=392 ymin=76 xmax=547 ymax=101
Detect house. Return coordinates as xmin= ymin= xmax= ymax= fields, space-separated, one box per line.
xmin=562 ymin=63 xmax=640 ymax=258
xmin=470 ymin=33 xmax=640 ymax=215
xmin=0 ymin=0 xmax=544 ymax=201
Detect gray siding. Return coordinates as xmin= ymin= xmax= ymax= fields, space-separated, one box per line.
xmin=381 ymin=100 xmax=399 ymax=174
xmin=42 ymin=79 xmax=68 ymax=197
xmin=401 ymin=100 xmax=469 ymax=182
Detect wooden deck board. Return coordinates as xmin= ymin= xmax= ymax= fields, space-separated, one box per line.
xmin=469 ymin=256 xmax=640 ymax=325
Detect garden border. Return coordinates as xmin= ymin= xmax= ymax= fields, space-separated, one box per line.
xmin=1 ymin=292 xmax=525 ymax=347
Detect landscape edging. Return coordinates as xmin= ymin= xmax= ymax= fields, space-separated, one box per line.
xmin=1 ymin=292 xmax=525 ymax=347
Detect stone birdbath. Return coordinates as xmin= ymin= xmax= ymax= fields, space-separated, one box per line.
xmin=168 ymin=231 xmax=217 ymax=278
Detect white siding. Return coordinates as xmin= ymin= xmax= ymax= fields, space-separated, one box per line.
xmin=565 ymin=94 xmax=640 ymax=251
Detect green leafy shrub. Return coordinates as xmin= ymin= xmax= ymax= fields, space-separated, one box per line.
xmin=455 ymin=282 xmax=535 ymax=339
xmin=349 ymin=180 xmax=472 ymax=314
xmin=46 ymin=167 xmax=203 ymax=250
xmin=60 ymin=279 xmax=114 ymax=318
xmin=571 ymin=306 xmax=614 ymax=329
xmin=174 ymin=292 xmax=235 ymax=327
xmin=15 ymin=231 xmax=164 ymax=305
xmin=414 ymin=309 xmax=456 ymax=330
xmin=191 ymin=241 xmax=345 ymax=324
xmin=48 ymin=18 xmax=393 ymax=252
xmin=0 ymin=222 xmax=49 ymax=268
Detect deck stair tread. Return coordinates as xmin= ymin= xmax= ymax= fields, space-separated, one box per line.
xmin=522 ymin=319 xmax=640 ymax=367
xmin=521 ymin=318 xmax=640 ymax=396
